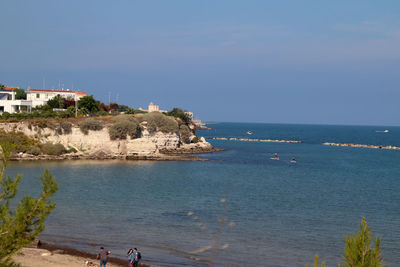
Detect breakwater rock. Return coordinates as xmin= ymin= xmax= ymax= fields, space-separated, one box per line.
xmin=212 ymin=137 xmax=302 ymax=143
xmin=322 ymin=142 xmax=400 ymax=150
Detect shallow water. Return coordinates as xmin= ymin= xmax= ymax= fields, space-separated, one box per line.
xmin=8 ymin=123 xmax=400 ymax=266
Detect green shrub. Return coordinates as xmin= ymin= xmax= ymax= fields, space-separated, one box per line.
xmin=36 ymin=119 xmax=56 ymax=130
xmin=97 ymin=110 xmax=109 ymax=116
xmin=109 ymin=115 xmax=141 ymax=140
xmin=40 ymin=142 xmax=66 ymax=155
xmin=124 ymin=108 xmax=147 ymax=114
xmin=191 ymin=136 xmax=200 ymax=143
xmin=79 ymin=119 xmax=103 ymax=135
xmin=112 ymin=114 xmax=136 ymax=123
xmin=0 ymin=130 xmax=36 ymax=153
xmin=167 ymin=107 xmax=191 ymax=124
xmin=1 ymin=112 xmax=10 ymax=119
xmin=60 ymin=121 xmax=73 ymax=134
xmin=26 ymin=146 xmax=41 ymax=156
xmin=142 ymin=112 xmax=178 ymax=134
xmin=66 ymin=147 xmax=78 ymax=153
xmin=55 ymin=126 xmax=63 ymax=135
xmin=179 ymin=124 xmax=191 ymax=144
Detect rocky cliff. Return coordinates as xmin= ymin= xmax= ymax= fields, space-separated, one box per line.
xmin=0 ymin=119 xmax=216 ymax=160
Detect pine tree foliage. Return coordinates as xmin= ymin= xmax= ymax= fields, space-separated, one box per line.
xmin=0 ymin=140 xmax=58 ymax=266
xmin=343 ymin=217 xmax=383 ymax=267
xmin=305 ymin=254 xmax=326 ymax=267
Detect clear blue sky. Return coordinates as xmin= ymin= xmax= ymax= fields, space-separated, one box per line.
xmin=1 ymin=1 xmax=399 ymax=125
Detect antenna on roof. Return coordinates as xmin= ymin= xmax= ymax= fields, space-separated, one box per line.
xmin=108 ymin=92 xmax=111 ymax=105
xmin=116 ymin=93 xmax=119 ymax=103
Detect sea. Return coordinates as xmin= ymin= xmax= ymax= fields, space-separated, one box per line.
xmin=7 ymin=122 xmax=400 ymax=266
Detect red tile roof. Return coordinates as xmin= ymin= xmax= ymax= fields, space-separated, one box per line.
xmin=28 ymin=89 xmax=88 ymax=96
xmin=3 ymin=87 xmax=18 ymax=91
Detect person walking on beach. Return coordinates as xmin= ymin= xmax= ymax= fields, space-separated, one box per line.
xmin=127 ymin=248 xmax=135 ymax=267
xmin=133 ymin=248 xmax=141 ymax=267
xmin=97 ymin=247 xmax=111 ymax=267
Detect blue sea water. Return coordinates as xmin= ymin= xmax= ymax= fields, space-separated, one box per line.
xmin=7 ymin=123 xmax=400 ymax=266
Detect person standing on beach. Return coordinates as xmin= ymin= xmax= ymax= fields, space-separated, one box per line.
xmin=127 ymin=248 xmax=135 ymax=267
xmin=97 ymin=247 xmax=111 ymax=267
xmin=133 ymin=248 xmax=141 ymax=267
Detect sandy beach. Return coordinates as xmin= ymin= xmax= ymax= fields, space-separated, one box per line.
xmin=13 ymin=248 xmax=119 ymax=267
xmin=13 ymin=245 xmax=150 ymax=267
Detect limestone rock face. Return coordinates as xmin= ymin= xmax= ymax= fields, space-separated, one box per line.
xmin=0 ymin=121 xmax=212 ymax=158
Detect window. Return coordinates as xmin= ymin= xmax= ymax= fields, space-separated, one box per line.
xmin=36 ymin=93 xmax=40 ymax=98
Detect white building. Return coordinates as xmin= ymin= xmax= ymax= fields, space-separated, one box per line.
xmin=27 ymin=89 xmax=88 ymax=108
xmin=139 ymin=102 xmax=168 ymax=113
xmin=0 ymin=87 xmax=32 ymax=114
xmin=0 ymin=88 xmax=88 ymax=114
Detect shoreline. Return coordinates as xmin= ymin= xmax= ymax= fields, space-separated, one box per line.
xmin=10 ymin=147 xmax=225 ymax=162
xmin=13 ymin=241 xmax=151 ymax=267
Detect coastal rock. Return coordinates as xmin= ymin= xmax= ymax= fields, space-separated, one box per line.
xmin=0 ymin=121 xmax=216 ymax=160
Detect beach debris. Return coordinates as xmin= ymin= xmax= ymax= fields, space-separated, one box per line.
xmin=187 ymin=211 xmax=194 ymax=216
xmin=221 ymin=244 xmax=229 ymax=249
xmin=52 ymin=249 xmax=64 ymax=255
xmin=85 ymin=261 xmax=99 ymax=267
xmin=189 ymin=245 xmax=213 ymax=254
xmin=40 ymin=252 xmax=52 ymax=257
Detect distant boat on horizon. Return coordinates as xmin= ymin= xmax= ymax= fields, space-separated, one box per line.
xmin=376 ymin=130 xmax=389 ymax=133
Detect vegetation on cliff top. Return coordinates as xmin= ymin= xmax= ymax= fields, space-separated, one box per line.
xmin=0 ymin=106 xmax=198 ymax=154
xmin=141 ymin=112 xmax=179 ymax=134
xmin=108 ymin=115 xmax=142 ymax=140
xmin=79 ymin=119 xmax=103 ymax=135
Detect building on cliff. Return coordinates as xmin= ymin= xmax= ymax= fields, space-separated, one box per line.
xmin=139 ymin=102 xmax=168 ymax=113
xmin=27 ymin=89 xmax=88 ymax=108
xmin=0 ymin=87 xmax=88 ymax=114
xmin=0 ymin=87 xmax=32 ymax=113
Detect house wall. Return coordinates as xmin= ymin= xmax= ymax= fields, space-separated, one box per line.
xmin=0 ymin=94 xmax=32 ymax=113
xmin=27 ymin=91 xmax=86 ymax=108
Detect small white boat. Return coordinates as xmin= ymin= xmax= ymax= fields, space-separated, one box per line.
xmin=247 ymin=131 xmax=253 ymax=135
xmin=376 ymin=130 xmax=389 ymax=133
